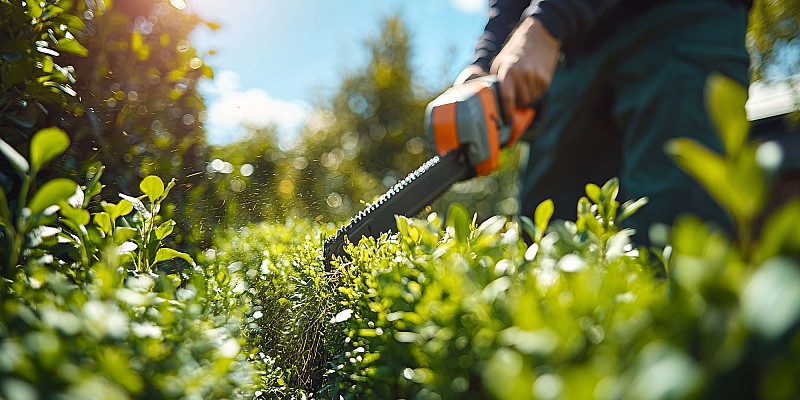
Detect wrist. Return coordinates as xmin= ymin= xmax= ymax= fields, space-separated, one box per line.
xmin=525 ymin=16 xmax=561 ymax=51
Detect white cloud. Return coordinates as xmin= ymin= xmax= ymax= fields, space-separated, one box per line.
xmin=450 ymin=0 xmax=484 ymax=13
xmin=204 ymin=70 xmax=310 ymax=145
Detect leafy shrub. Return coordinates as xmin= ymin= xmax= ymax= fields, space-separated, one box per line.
xmin=208 ymin=74 xmax=800 ymax=399
xmin=208 ymin=220 xmax=331 ymax=398
xmin=0 ymin=129 xmax=254 ymax=399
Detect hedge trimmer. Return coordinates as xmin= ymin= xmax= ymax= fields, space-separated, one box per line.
xmin=323 ymin=76 xmax=535 ymax=268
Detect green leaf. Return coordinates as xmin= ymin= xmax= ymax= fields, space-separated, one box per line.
xmin=30 ymin=127 xmax=69 ymax=172
xmin=113 ymin=227 xmax=138 ymax=245
xmin=94 ymin=212 xmax=112 ymax=235
xmin=395 ymin=215 xmax=409 ymax=237
xmin=27 ymin=0 xmax=43 ymax=18
xmin=534 ymin=199 xmax=554 ymax=236
xmin=585 ymin=183 xmax=601 ymax=204
xmin=54 ymin=37 xmax=88 ymax=57
xmin=706 ymin=73 xmax=749 ymax=157
xmin=53 ymin=13 xmax=86 ymax=30
xmin=0 ymin=137 xmax=30 ymax=175
xmin=28 ymin=178 xmax=77 ymax=216
xmin=446 ymin=203 xmax=470 ymax=243
xmin=666 ymin=138 xmax=732 ymax=215
xmin=155 ymin=178 xmax=176 ymax=203
xmin=755 ymin=200 xmax=800 ymax=263
xmin=600 ymin=177 xmax=619 ymax=201
xmin=154 ymin=248 xmax=195 ymax=267
xmin=102 ymin=199 xmax=134 ymax=221
xmin=155 ymin=219 xmax=175 ymax=240
xmin=83 ymin=165 xmax=105 ymax=206
xmin=119 ymin=194 xmax=149 ymax=219
xmin=59 ymin=206 xmax=90 ymax=226
xmin=619 ymin=197 xmax=649 ymax=222
xmin=140 ymin=176 xmax=164 ymax=204
xmin=0 ymin=188 xmax=10 ymax=228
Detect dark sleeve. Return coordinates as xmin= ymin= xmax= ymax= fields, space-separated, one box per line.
xmin=470 ymin=0 xmax=622 ymax=70
xmin=528 ymin=0 xmax=622 ymax=42
xmin=471 ymin=0 xmax=531 ymax=72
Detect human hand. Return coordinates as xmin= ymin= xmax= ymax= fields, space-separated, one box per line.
xmin=490 ymin=17 xmax=561 ymax=120
xmin=454 ymin=64 xmax=489 ymax=85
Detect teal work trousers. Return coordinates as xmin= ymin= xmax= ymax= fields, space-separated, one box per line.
xmin=520 ymin=0 xmax=751 ymax=245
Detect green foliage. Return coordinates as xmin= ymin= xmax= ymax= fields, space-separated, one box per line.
xmin=0 ymin=0 xmax=216 ymax=252
xmin=748 ymin=0 xmax=800 ymax=81
xmin=0 ymin=0 xmax=87 ymax=137
xmin=208 ymin=220 xmax=330 ymax=397
xmin=203 ymin=75 xmax=800 ymax=399
xmin=0 ymin=128 xmax=254 ymax=399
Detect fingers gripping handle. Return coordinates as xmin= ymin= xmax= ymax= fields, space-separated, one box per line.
xmin=425 ymin=76 xmax=536 ymax=176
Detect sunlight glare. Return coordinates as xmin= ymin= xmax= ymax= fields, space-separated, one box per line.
xmin=170 ymin=0 xmax=186 ymax=11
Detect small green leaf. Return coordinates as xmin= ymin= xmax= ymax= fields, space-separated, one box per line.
xmin=30 ymin=127 xmax=70 ymax=172
xmin=28 ymin=178 xmax=77 ymax=216
xmin=534 ymin=199 xmax=554 ymax=236
xmin=156 ymin=178 xmax=176 ymax=203
xmin=83 ymin=164 xmax=105 ymax=205
xmin=619 ymin=197 xmax=649 ymax=222
xmin=446 ymin=203 xmax=470 ymax=243
xmin=755 ymin=200 xmax=800 ymax=263
xmin=53 ymin=13 xmax=86 ymax=30
xmin=119 ymin=194 xmax=149 ymax=219
xmin=585 ymin=183 xmax=601 ymax=203
xmin=139 ymin=176 xmax=164 ymax=204
xmin=94 ymin=212 xmax=112 ymax=234
xmin=154 ymin=248 xmax=195 ymax=267
xmin=706 ymin=73 xmax=749 ymax=157
xmin=395 ymin=215 xmax=409 ymax=237
xmin=54 ymin=37 xmax=88 ymax=57
xmin=59 ymin=206 xmax=90 ymax=226
xmin=0 ymin=188 xmax=10 ymax=224
xmin=155 ymin=219 xmax=175 ymax=240
xmin=0 ymin=137 xmax=30 ymax=175
xmin=519 ymin=216 xmax=537 ymax=243
xmin=600 ymin=177 xmax=619 ymax=201
xmin=102 ymin=199 xmax=134 ymax=221
xmin=27 ymin=0 xmax=43 ymax=17
xmin=666 ymin=138 xmax=732 ymax=215
xmin=113 ymin=227 xmax=138 ymax=245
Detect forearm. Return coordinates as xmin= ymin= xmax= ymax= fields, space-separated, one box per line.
xmin=470 ymin=0 xmax=623 ymax=71
xmin=472 ymin=0 xmax=530 ymax=71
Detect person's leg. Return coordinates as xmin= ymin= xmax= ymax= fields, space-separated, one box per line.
xmin=519 ymin=52 xmax=621 ymax=224
xmin=610 ymin=0 xmax=751 ymax=244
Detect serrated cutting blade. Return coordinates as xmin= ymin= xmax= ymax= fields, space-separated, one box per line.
xmin=323 ymin=147 xmax=474 ymax=268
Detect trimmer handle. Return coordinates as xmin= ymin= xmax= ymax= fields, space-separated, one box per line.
xmin=424 ymin=75 xmax=535 ymax=176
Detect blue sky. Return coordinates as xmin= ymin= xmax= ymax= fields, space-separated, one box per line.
xmin=187 ymin=0 xmax=488 ymax=145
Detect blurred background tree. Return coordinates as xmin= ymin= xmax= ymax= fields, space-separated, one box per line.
xmin=198 ymin=126 xmax=286 ymax=229
xmin=56 ymin=0 xmax=215 ymax=247
xmin=749 ymin=0 xmax=800 ymax=82
xmin=282 ymin=16 xmax=433 ymax=222
xmin=1 ymin=0 xmax=216 ymax=250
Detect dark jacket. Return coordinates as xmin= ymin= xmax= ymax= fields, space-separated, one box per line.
xmin=472 ymin=0 xmax=753 ymax=70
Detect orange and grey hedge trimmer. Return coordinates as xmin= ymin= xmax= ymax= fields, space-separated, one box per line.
xmin=323 ymin=76 xmax=535 ymax=268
